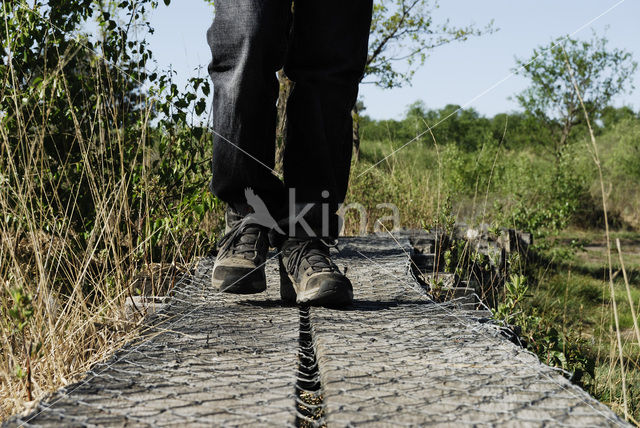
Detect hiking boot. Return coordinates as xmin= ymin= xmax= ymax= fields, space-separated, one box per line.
xmin=211 ymin=211 xmax=269 ymax=294
xmin=279 ymin=238 xmax=353 ymax=306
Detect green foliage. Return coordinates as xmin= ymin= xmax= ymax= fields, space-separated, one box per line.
xmin=366 ymin=0 xmax=493 ymax=88
xmin=606 ymin=118 xmax=640 ymax=180
xmin=5 ymin=285 xmax=43 ymax=396
xmin=493 ymin=274 xmax=595 ymax=386
xmin=514 ymin=34 xmax=637 ymax=156
xmin=1 ymin=0 xmax=218 ymax=263
xmin=596 ymin=116 xmax=640 ymax=228
xmin=599 ymin=105 xmax=638 ymax=129
xmin=359 ymin=99 xmax=640 ymax=236
xmin=494 ymin=274 xmax=528 ymax=324
xmin=2 ymin=2 xmax=220 ymax=409
xmin=361 ymin=102 xmax=596 ymax=237
xmin=498 ymin=151 xmax=591 ymax=238
xmin=2 ymin=1 xmax=148 ymax=223
xmin=7 ymin=287 xmax=34 ymax=335
xmin=439 ymin=142 xmax=500 ymax=196
xmin=360 ymin=103 xmax=545 ymax=152
xmin=353 ymin=99 xmax=640 ymax=422
xmin=428 ymin=195 xmax=455 ymax=234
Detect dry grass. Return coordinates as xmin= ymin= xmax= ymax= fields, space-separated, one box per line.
xmin=0 ymin=42 xmax=217 ymax=419
xmin=566 ymin=54 xmax=629 ymax=421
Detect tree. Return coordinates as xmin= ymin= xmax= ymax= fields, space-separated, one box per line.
xmin=276 ymin=0 xmax=493 ymax=164
xmin=1 ymin=0 xmax=150 ymax=224
xmin=354 ymin=0 xmax=494 ymax=158
xmin=599 ymin=105 xmax=638 ymax=129
xmin=365 ymin=0 xmax=492 ymax=89
xmin=514 ymin=34 xmax=637 ymax=158
xmin=1 ymin=0 xmax=212 ymax=250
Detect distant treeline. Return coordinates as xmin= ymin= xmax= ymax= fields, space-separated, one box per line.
xmin=360 ymin=102 xmax=640 ymax=151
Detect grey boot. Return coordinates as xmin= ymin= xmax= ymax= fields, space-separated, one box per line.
xmin=279 ymin=238 xmax=353 ymax=306
xmin=212 ymin=210 xmax=269 ymax=294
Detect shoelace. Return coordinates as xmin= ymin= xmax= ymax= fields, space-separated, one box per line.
xmin=217 ymin=219 xmax=263 ymax=259
xmin=284 ymin=238 xmax=339 ymax=278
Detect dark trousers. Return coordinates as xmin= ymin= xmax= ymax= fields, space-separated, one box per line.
xmin=207 ymin=0 xmax=373 ymax=238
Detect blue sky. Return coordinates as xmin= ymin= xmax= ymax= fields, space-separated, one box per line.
xmin=147 ymin=0 xmax=640 ymax=120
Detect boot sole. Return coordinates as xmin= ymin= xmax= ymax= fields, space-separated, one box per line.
xmin=280 ymin=269 xmax=353 ymax=307
xmin=212 ymin=267 xmax=267 ymax=294
xmin=279 ymin=258 xmax=297 ymax=303
xmin=295 ymin=281 xmax=353 ymax=307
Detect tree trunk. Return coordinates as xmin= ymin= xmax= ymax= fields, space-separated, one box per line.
xmin=275 ymin=69 xmax=293 ymax=176
xmin=556 ymin=119 xmax=572 ymax=160
xmin=352 ymin=103 xmax=361 ymax=162
xmin=556 ymin=106 xmax=575 ymax=160
xmin=275 ymin=70 xmax=362 ymax=169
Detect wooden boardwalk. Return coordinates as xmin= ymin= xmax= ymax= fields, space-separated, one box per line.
xmin=5 ymin=235 xmax=627 ymax=427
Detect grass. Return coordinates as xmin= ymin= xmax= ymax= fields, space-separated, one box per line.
xmin=0 ymin=44 xmax=220 ymax=419
xmin=3 ymin=101 xmax=639 ymax=422
xmin=552 ymin=228 xmax=640 ymax=276
xmin=344 ymin=139 xmax=438 ymax=234
xmin=529 ymin=242 xmax=640 ymax=420
xmin=1 ymin=11 xmax=639 ymax=423
xmin=347 ymin=127 xmax=640 ymax=422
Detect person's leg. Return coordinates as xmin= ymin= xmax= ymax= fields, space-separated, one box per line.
xmin=207 ymin=0 xmax=291 ymax=217
xmin=277 ymin=0 xmax=373 ymax=306
xmin=207 ymin=0 xmax=291 ymax=293
xmin=282 ymin=0 xmax=373 ymax=239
